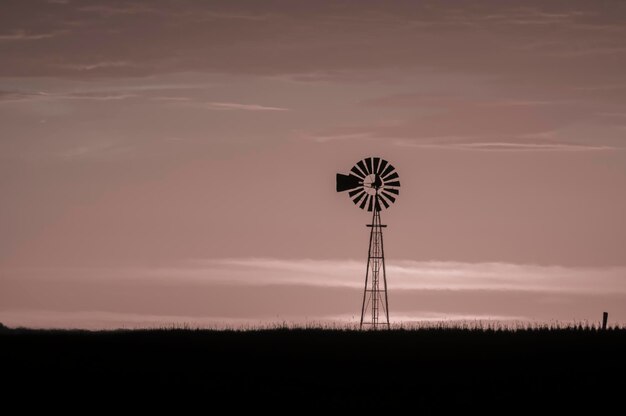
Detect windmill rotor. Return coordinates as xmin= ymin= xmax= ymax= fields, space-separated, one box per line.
xmin=336 ymin=156 xmax=401 ymax=212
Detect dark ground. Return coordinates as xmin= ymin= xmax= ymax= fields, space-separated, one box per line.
xmin=2 ymin=326 xmax=625 ymax=412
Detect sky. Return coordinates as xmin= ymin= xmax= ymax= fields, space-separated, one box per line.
xmin=1 ymin=0 xmax=625 ymax=328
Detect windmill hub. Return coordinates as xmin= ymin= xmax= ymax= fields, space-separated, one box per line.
xmin=336 ymin=157 xmax=401 ymax=330
xmin=363 ymin=174 xmax=383 ymax=194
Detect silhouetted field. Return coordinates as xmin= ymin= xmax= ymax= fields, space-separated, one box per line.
xmin=3 ymin=325 xmax=625 ymax=411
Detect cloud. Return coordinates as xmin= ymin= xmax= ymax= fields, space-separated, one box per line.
xmin=304 ymin=131 xmax=619 ymax=152
xmin=0 ymin=30 xmax=66 ymax=41
xmin=301 ymin=122 xmax=619 ymax=151
xmin=57 ymin=61 xmax=134 ymax=71
xmin=1 ymin=0 xmax=624 ymax=84
xmin=304 ymin=132 xmax=373 ymax=143
xmin=0 ymin=81 xmax=218 ymax=105
xmin=191 ymin=258 xmax=626 ymax=294
xmin=63 ymin=93 xmax=138 ymax=101
xmin=361 ymin=93 xmax=574 ymax=109
xmin=309 ymin=91 xmax=621 ymax=151
xmin=152 ymin=96 xmax=193 ymax=102
xmin=2 ymin=259 xmax=626 ymax=328
xmin=161 ymin=101 xmax=289 ymax=112
xmin=0 ymin=84 xmax=288 ymax=117
xmin=392 ymin=139 xmax=618 ymax=152
xmin=57 ymin=141 xmax=134 ymax=159
xmin=61 ymin=82 xmax=218 ymax=95
xmin=556 ymin=47 xmax=626 ymax=57
xmin=77 ymin=4 xmax=162 ymax=16
xmin=26 ymin=257 xmax=619 ymax=295
xmin=203 ymin=102 xmax=289 ymax=111
xmin=573 ymin=84 xmax=626 ymax=91
xmin=0 ymin=90 xmax=138 ymax=103
xmin=198 ymin=11 xmax=276 ymax=21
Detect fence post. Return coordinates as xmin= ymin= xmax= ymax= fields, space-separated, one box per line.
xmin=602 ymin=312 xmax=608 ymax=330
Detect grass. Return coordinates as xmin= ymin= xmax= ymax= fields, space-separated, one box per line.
xmin=2 ymin=324 xmax=625 ymax=411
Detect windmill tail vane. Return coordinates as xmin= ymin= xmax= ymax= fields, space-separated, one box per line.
xmin=336 ymin=157 xmax=400 ymax=329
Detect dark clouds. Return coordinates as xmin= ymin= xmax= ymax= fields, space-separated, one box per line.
xmin=1 ymin=0 xmax=625 ymax=85
xmin=3 ymin=1 xmax=626 ymax=152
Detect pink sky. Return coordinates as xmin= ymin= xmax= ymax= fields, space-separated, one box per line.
xmin=1 ymin=0 xmax=625 ymax=328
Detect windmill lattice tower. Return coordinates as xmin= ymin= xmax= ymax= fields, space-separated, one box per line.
xmin=336 ymin=157 xmax=400 ymax=329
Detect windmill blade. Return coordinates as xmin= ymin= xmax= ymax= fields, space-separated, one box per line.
xmin=383 ymin=187 xmax=399 ymax=195
xmin=380 ymin=193 xmax=394 ymax=206
xmin=385 ymin=180 xmax=401 ymax=187
xmin=381 ymin=191 xmax=396 ymax=203
xmin=336 ymin=173 xmax=362 ymax=192
xmin=367 ymin=195 xmax=374 ymax=212
xmin=348 ymin=188 xmax=364 ymax=198
xmin=373 ymin=157 xmax=381 ymax=175
xmin=383 ymin=171 xmax=399 ymax=181
xmin=359 ymin=194 xmax=369 ymax=210
xmin=366 ymin=157 xmax=374 ymax=176
xmin=350 ymin=165 xmax=365 ymax=179
xmin=352 ymin=190 xmax=366 ymax=205
xmin=376 ymin=159 xmax=388 ymax=175
xmin=381 ymin=163 xmax=395 ymax=179
xmin=357 ymin=159 xmax=369 ymax=176
xmin=378 ymin=195 xmax=390 ymax=209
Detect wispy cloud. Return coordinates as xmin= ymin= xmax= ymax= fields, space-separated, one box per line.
xmin=393 ymin=139 xmax=618 ymax=152
xmin=66 ymin=83 xmax=217 ymax=95
xmin=573 ymin=84 xmax=626 ymax=91
xmin=188 ymin=258 xmax=626 ymax=294
xmin=202 ymin=102 xmax=289 ymax=111
xmin=0 ymin=90 xmax=138 ymax=104
xmin=555 ymin=46 xmax=626 ymax=57
xmin=300 ymin=125 xmax=618 ymax=151
xmin=152 ymin=96 xmax=193 ymax=102
xmin=64 ymin=93 xmax=137 ymax=101
xmin=361 ymin=93 xmax=574 ymax=109
xmin=56 ymin=61 xmax=134 ymax=71
xmin=57 ymin=141 xmax=134 ymax=159
xmin=0 ymin=82 xmax=217 ymax=104
xmin=197 ymin=11 xmax=276 ymax=21
xmin=0 ymin=30 xmax=66 ymax=41
xmin=32 ymin=258 xmax=620 ymax=295
xmin=304 ymin=132 xmax=373 ymax=143
xmin=77 ymin=4 xmax=162 ymax=16
xmin=159 ymin=100 xmax=290 ymax=112
xmin=3 ymin=259 xmax=625 ymax=328
xmin=311 ymin=90 xmax=618 ymax=151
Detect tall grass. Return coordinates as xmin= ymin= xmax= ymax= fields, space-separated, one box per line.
xmin=2 ymin=319 xmax=623 ymax=333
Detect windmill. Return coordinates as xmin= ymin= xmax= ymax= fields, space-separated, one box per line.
xmin=336 ymin=157 xmax=400 ymax=329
